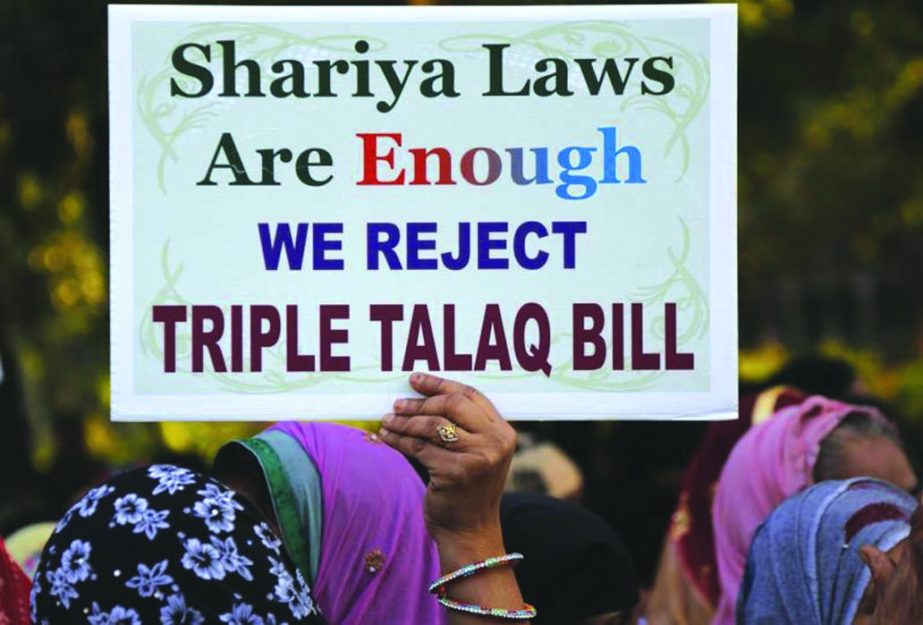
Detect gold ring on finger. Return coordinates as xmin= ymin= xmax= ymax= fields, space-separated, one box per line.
xmin=436 ymin=423 xmax=460 ymax=444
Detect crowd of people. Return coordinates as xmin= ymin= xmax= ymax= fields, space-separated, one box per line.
xmin=2 ymin=362 xmax=923 ymax=624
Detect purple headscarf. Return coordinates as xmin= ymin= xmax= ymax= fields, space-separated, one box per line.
xmin=711 ymin=396 xmax=887 ymax=625
xmin=270 ymin=422 xmax=446 ymax=625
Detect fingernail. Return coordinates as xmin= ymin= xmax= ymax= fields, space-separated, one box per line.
xmin=393 ymin=399 xmax=405 ymax=411
xmin=410 ymin=373 xmax=423 ymax=383
xmin=382 ymin=413 xmax=394 ymax=424
xmin=379 ymin=427 xmax=391 ymax=437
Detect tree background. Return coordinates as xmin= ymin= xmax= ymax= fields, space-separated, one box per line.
xmin=1 ymin=0 xmax=922 ymax=582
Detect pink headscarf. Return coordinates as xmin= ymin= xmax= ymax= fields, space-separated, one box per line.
xmin=711 ymin=396 xmax=884 ymax=625
xmin=270 ymin=422 xmax=446 ymax=625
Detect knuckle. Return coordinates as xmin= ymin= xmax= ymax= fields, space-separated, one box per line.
xmin=500 ymin=430 xmax=517 ymax=455
xmin=485 ymin=431 xmax=512 ymax=457
xmin=471 ymin=454 xmax=493 ymax=475
xmin=462 ymin=384 xmax=482 ymax=401
xmin=422 ymin=417 xmax=440 ymax=437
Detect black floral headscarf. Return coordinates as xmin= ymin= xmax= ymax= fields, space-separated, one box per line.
xmin=32 ymin=464 xmax=325 ymax=625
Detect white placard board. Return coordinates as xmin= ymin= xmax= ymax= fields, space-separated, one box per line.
xmin=109 ymin=4 xmax=738 ymax=421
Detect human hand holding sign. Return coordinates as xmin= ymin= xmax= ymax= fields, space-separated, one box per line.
xmin=381 ymin=372 xmax=516 ymax=539
xmin=381 ymin=373 xmax=531 ymax=623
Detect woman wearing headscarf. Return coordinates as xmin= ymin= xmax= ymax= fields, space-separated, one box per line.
xmin=214 ymin=420 xmax=447 ymax=625
xmin=216 ymin=427 xmax=627 ymax=625
xmin=738 ymin=478 xmax=920 ymax=625
xmin=32 ymin=464 xmax=324 ymax=623
xmin=646 ymin=386 xmax=806 ymax=625
xmin=215 ymin=372 xmax=533 ymax=625
xmin=711 ymin=396 xmax=918 ymax=625
xmin=500 ymin=492 xmax=639 ymax=625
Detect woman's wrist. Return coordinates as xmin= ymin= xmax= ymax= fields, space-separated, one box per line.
xmin=430 ymin=524 xmax=529 ymax=619
xmin=431 ymin=524 xmax=507 ymax=570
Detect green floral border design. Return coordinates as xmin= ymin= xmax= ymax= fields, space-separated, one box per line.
xmin=138 ymin=240 xmax=409 ymax=393
xmin=439 ymin=21 xmax=709 ymax=179
xmin=137 ymin=24 xmax=388 ymax=193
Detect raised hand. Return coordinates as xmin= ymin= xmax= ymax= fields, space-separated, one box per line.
xmin=379 ymin=372 xmax=516 ymax=541
xmin=380 ymin=373 xmax=530 ymax=624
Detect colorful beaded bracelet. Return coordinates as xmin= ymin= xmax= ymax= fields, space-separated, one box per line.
xmin=428 ymin=553 xmax=524 ymax=594
xmin=436 ymin=595 xmax=537 ymax=620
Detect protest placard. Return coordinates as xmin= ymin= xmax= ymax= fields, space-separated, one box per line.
xmin=109 ymin=4 xmax=737 ymax=420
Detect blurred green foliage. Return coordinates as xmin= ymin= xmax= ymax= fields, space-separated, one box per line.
xmin=733 ymin=0 xmax=923 ymax=355
xmin=0 ymin=0 xmax=921 ymax=469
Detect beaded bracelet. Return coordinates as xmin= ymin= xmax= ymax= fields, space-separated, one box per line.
xmin=428 ymin=553 xmax=524 ymax=594
xmin=436 ymin=595 xmax=537 ymax=620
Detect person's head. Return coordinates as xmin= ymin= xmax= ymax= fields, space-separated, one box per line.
xmin=815 ymin=411 xmax=918 ymax=493
xmin=738 ymin=478 xmax=919 ymax=625
xmin=500 ymin=492 xmax=639 ymax=625
xmin=712 ymin=396 xmax=917 ymax=624
xmin=855 ymin=503 xmax=923 ymax=624
xmin=32 ymin=465 xmax=323 ymax=624
xmin=215 ymin=422 xmax=447 ymax=625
